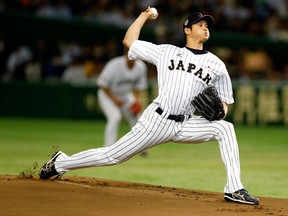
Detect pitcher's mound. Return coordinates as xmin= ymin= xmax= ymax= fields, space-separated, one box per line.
xmin=1 ymin=175 xmax=287 ymax=216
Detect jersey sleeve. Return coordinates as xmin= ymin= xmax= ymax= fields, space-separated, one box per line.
xmin=214 ymin=64 xmax=234 ymax=105
xmin=128 ymin=40 xmax=164 ymax=66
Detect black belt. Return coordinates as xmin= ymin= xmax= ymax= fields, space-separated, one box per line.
xmin=155 ymin=107 xmax=190 ymax=122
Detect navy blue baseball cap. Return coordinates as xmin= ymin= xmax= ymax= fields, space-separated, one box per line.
xmin=183 ymin=12 xmax=214 ymax=29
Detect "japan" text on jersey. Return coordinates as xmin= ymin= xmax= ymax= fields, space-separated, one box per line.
xmin=168 ymin=59 xmax=212 ymax=85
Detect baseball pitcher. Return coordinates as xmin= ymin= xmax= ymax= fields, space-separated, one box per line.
xmin=39 ymin=7 xmax=259 ymax=205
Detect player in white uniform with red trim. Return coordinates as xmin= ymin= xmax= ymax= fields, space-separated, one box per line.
xmin=97 ymin=50 xmax=148 ymax=147
xmin=39 ymin=8 xmax=259 ymax=205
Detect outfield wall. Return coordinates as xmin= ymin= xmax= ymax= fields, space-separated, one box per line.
xmin=231 ymin=82 xmax=288 ymax=126
xmin=0 ymin=81 xmax=288 ymax=125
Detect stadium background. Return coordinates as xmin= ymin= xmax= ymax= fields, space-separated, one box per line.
xmin=0 ymin=0 xmax=288 ymax=125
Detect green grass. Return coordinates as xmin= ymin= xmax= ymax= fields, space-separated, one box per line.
xmin=0 ymin=117 xmax=287 ymax=199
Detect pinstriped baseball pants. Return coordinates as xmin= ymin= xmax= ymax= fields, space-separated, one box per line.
xmin=55 ymin=103 xmax=244 ymax=193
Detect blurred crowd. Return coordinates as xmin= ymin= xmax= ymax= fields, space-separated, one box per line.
xmin=0 ymin=0 xmax=288 ymax=83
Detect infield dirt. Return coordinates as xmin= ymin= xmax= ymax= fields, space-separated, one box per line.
xmin=0 ymin=175 xmax=287 ymax=216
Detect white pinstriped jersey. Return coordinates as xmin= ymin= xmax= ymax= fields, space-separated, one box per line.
xmin=97 ymin=55 xmax=148 ymax=103
xmin=128 ymin=40 xmax=234 ymax=115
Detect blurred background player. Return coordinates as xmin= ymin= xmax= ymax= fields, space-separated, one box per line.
xmin=97 ymin=49 xmax=148 ymax=153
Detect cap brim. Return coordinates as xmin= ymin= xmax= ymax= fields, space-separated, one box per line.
xmin=197 ymin=15 xmax=214 ymax=27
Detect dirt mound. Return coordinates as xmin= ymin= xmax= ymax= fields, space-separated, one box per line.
xmin=1 ymin=175 xmax=287 ymax=216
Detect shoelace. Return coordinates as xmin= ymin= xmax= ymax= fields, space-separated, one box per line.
xmin=239 ymin=189 xmax=248 ymax=195
xmin=44 ymin=161 xmax=54 ymax=172
xmin=234 ymin=189 xmax=256 ymax=201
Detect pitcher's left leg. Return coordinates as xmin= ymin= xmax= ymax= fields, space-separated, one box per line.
xmin=212 ymin=120 xmax=244 ymax=193
xmin=174 ymin=117 xmax=244 ymax=193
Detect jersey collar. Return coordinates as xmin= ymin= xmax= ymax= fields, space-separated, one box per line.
xmin=185 ymin=47 xmax=208 ymax=55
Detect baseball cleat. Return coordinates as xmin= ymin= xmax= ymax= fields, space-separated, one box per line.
xmin=39 ymin=151 xmax=66 ymax=180
xmin=224 ymin=189 xmax=260 ymax=205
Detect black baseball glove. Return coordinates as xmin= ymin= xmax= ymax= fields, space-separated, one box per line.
xmin=192 ymin=85 xmax=225 ymax=121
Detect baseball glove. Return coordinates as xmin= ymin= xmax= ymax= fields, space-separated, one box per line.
xmin=129 ymin=102 xmax=142 ymax=116
xmin=192 ymin=85 xmax=225 ymax=121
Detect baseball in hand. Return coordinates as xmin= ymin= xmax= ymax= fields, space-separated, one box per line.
xmin=150 ymin=7 xmax=158 ymax=18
